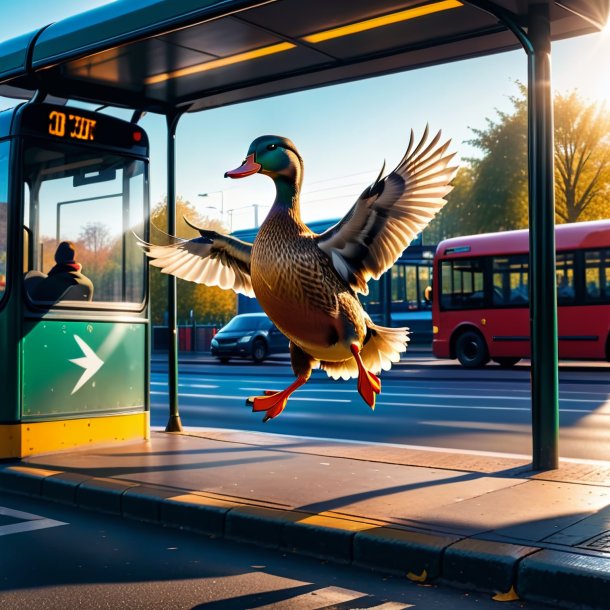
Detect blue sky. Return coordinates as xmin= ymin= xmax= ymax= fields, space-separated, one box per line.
xmin=1 ymin=1 xmax=609 ymax=230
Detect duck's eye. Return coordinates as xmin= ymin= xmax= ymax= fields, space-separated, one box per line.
xmin=267 ymin=144 xmax=278 ymax=151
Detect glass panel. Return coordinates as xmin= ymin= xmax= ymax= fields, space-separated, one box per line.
xmin=0 ymin=141 xmax=8 ymax=299
xmin=391 ymin=265 xmax=406 ymax=304
xmin=418 ymin=264 xmax=432 ymax=309
xmin=556 ymin=252 xmax=575 ymax=304
xmin=440 ymin=258 xmax=485 ymax=309
xmin=492 ymin=254 xmax=528 ymax=306
xmin=22 ymin=141 xmax=147 ymax=306
xmin=584 ymin=249 xmax=610 ymax=303
xmin=405 ymin=266 xmax=417 ymax=309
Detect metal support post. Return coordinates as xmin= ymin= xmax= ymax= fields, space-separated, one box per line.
xmin=527 ymin=4 xmax=559 ymax=469
xmin=165 ymin=111 xmax=183 ymax=432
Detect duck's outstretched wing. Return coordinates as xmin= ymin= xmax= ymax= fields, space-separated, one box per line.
xmin=137 ymin=220 xmax=254 ymax=297
xmin=315 ymin=127 xmax=458 ymax=294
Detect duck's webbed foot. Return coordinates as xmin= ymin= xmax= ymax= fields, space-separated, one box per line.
xmin=247 ymin=342 xmax=315 ymax=422
xmin=350 ymin=343 xmax=382 ymax=410
xmin=247 ymin=376 xmax=307 ymax=422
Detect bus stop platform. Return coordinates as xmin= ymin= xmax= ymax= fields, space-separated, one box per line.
xmin=3 ymin=428 xmax=610 ymax=609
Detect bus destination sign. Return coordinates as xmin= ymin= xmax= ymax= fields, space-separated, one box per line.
xmin=18 ymin=103 xmax=148 ymax=154
xmin=48 ymin=110 xmax=96 ymax=141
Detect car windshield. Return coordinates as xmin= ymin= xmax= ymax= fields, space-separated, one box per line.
xmin=222 ymin=316 xmax=269 ymax=332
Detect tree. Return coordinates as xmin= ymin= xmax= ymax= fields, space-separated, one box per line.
xmin=149 ymin=197 xmax=236 ymax=326
xmin=554 ymin=92 xmax=610 ymax=223
xmin=429 ymin=84 xmax=610 ymax=240
xmin=79 ymin=221 xmax=111 ymax=254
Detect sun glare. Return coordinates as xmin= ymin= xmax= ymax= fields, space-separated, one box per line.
xmin=585 ymin=22 xmax=610 ymax=106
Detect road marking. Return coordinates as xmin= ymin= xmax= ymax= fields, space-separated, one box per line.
xmin=150 ymin=391 xmax=350 ymax=403
xmin=252 ymin=586 xmax=410 ymax=609
xmin=151 ymin=389 xmax=598 ymax=413
xmin=150 ymin=381 xmax=218 ymax=389
xmin=0 ymin=506 xmax=67 ymax=537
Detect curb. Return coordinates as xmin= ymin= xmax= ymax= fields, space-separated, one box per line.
xmin=1 ymin=463 xmax=609 ymax=609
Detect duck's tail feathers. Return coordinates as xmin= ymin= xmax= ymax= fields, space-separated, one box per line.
xmin=321 ymin=321 xmax=409 ymax=380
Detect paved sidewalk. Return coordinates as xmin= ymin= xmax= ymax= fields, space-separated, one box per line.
xmin=2 ymin=429 xmax=610 ymax=609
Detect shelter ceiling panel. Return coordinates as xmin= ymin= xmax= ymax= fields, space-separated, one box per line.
xmin=159 ymin=15 xmax=283 ymax=56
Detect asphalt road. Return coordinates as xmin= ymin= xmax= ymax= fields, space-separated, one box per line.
xmin=151 ymin=353 xmax=610 ymax=462
xmin=0 ymin=492 xmax=549 ymax=610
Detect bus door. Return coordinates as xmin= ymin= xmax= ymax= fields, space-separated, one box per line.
xmin=7 ymin=103 xmax=150 ymax=458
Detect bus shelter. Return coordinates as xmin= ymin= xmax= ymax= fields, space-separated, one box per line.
xmin=0 ymin=0 xmax=607 ymax=468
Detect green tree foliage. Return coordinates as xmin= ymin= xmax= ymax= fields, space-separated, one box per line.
xmin=149 ymin=197 xmax=237 ymax=326
xmin=426 ymin=84 xmax=610 ymax=241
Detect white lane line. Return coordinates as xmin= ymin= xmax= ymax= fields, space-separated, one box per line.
xmin=151 ymin=391 xmax=598 ymax=413
xmin=0 ymin=506 xmax=67 ymax=537
xmin=153 ymin=389 xmax=601 ymax=411
xmin=150 ymin=381 xmax=218 ymax=389
xmin=380 ymin=401 xmax=594 ymax=414
xmin=150 ymin=391 xmax=348 ymax=403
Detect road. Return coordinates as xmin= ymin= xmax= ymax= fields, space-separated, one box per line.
xmin=151 ymin=353 xmax=610 ymax=463
xmin=0 ymin=492 xmax=549 ymax=610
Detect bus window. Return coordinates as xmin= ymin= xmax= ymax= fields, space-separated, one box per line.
xmin=0 ymin=142 xmax=7 ymax=300
xmin=391 ymin=265 xmax=407 ymax=305
xmin=584 ymin=250 xmax=610 ymax=303
xmin=23 ymin=141 xmax=147 ymax=307
xmin=556 ymin=252 xmax=575 ymax=304
xmin=440 ymin=258 xmax=484 ymax=309
xmin=492 ymin=254 xmax=528 ymax=306
xmin=418 ymin=264 xmax=432 ymax=308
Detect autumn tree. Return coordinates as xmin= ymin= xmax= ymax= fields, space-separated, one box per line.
xmin=554 ymin=91 xmax=610 ymax=223
xmin=428 ymin=84 xmax=610 ymax=240
xmin=149 ymin=196 xmax=236 ymax=326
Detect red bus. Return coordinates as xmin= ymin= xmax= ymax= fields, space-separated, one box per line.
xmin=431 ymin=220 xmax=610 ymax=368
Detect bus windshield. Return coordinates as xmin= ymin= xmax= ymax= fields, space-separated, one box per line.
xmin=23 ymin=140 xmax=147 ymax=306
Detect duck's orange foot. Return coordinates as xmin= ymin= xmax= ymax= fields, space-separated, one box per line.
xmin=246 ymin=391 xmax=289 ymax=422
xmin=357 ymin=370 xmax=381 ymax=410
xmin=350 ymin=343 xmax=382 ymax=410
xmin=246 ymin=376 xmax=308 ymax=422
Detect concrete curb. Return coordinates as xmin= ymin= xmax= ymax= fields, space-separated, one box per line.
xmin=1 ymin=463 xmax=609 ymax=610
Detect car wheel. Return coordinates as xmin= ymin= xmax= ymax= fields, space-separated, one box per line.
xmin=219 ymin=357 xmax=230 ymax=364
xmin=455 ymin=330 xmax=489 ymax=368
xmin=493 ymin=357 xmax=520 ymax=368
xmin=252 ymin=339 xmax=267 ymax=363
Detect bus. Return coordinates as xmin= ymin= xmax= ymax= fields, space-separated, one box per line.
xmin=0 ymin=101 xmax=150 ymax=458
xmin=431 ymin=220 xmax=610 ymax=368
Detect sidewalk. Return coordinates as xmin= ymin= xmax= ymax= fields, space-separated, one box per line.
xmin=2 ymin=428 xmax=610 ymax=609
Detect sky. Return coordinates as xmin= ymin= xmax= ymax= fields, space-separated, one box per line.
xmin=1 ymin=1 xmax=610 ymax=231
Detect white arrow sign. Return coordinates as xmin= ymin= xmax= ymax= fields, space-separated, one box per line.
xmin=70 ymin=334 xmax=104 ymax=395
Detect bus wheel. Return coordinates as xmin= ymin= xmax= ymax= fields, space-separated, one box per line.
xmin=455 ymin=330 xmax=489 ymax=368
xmin=493 ymin=357 xmax=520 ymax=368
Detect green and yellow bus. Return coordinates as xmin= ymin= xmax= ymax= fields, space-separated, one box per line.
xmin=0 ymin=101 xmax=150 ymax=458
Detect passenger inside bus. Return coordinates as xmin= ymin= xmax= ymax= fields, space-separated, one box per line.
xmin=26 ymin=241 xmax=93 ymax=302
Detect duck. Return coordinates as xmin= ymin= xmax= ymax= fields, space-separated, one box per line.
xmin=139 ymin=128 xmax=457 ymax=422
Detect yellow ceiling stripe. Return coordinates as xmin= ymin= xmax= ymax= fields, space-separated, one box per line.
xmin=303 ymin=0 xmax=463 ymax=44
xmin=146 ymin=42 xmax=296 ymax=85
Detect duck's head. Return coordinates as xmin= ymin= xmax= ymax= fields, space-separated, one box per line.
xmin=225 ymin=135 xmax=303 ymax=185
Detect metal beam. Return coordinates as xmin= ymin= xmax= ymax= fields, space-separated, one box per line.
xmin=165 ymin=111 xmax=183 ymax=433
xmin=527 ymin=4 xmax=559 ymax=470
xmin=466 ymin=1 xmax=559 ymax=470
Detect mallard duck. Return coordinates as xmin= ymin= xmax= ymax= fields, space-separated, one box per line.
xmin=139 ymin=129 xmax=457 ymax=422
